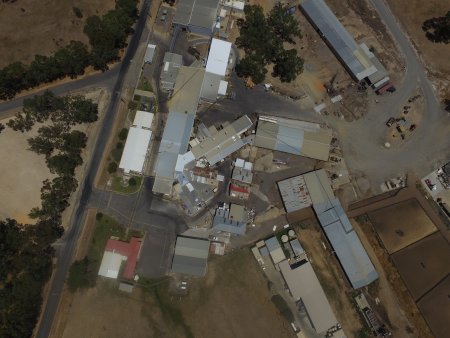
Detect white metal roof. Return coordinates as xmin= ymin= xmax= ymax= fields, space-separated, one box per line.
xmin=205 ymin=39 xmax=232 ymax=76
xmin=98 ymin=251 xmax=126 ymax=279
xmin=218 ymin=80 xmax=228 ymax=95
xmin=119 ymin=127 xmax=152 ymax=174
xmin=133 ymin=111 xmax=154 ymax=129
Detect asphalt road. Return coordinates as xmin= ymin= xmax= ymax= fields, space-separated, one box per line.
xmin=35 ymin=1 xmax=151 ymax=337
xmin=332 ymin=0 xmax=450 ymax=194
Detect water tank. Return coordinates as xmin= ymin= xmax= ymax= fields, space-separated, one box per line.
xmin=281 ymin=235 xmax=289 ymax=243
xmin=288 ymin=230 xmax=295 ymax=238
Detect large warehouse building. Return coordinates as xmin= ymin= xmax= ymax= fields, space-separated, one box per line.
xmin=171 ymin=236 xmax=210 ymax=276
xmin=278 ymin=170 xmax=378 ymax=288
xmin=254 ymin=116 xmax=332 ymax=161
xmin=153 ymin=66 xmax=205 ymax=195
xmin=119 ymin=111 xmax=153 ymax=174
xmin=279 ymin=260 xmax=338 ymax=333
xmin=300 ymin=0 xmax=388 ymax=84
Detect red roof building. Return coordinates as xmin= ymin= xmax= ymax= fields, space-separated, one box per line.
xmin=99 ymin=237 xmax=142 ymax=280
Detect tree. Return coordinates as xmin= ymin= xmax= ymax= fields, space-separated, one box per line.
xmin=68 ymin=257 xmax=97 ymax=291
xmin=28 ymin=135 xmax=54 ymax=157
xmin=118 ymin=127 xmax=128 ymax=140
xmin=46 ymin=153 xmax=82 ymax=176
xmin=422 ymin=11 xmax=450 ymax=43
xmin=273 ymin=49 xmax=304 ymax=82
xmin=108 ymin=161 xmax=118 ymax=173
xmin=236 ymin=53 xmax=267 ymax=84
xmin=73 ymin=7 xmax=83 ymax=18
xmin=129 ymin=177 xmax=137 ymax=186
xmin=61 ymin=130 xmax=87 ymax=154
xmin=268 ymin=2 xmax=302 ymax=43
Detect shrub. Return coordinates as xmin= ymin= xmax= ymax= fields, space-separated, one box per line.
xmin=129 ymin=177 xmax=137 ymax=186
xmin=107 ymin=162 xmax=118 ymax=173
xmin=118 ymin=128 xmax=128 ymax=141
xmin=73 ymin=7 xmax=83 ymax=18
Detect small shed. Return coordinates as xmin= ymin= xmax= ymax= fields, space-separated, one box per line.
xmin=144 ymin=44 xmax=156 ymax=64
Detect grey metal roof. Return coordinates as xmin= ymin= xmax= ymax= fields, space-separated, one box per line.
xmin=265 ymin=236 xmax=281 ymax=252
xmin=315 ymin=198 xmax=378 ymax=289
xmin=301 ymin=0 xmax=377 ymax=81
xmin=200 ymin=72 xmax=223 ymax=101
xmin=161 ymin=53 xmax=183 ymax=90
xmin=290 ymin=239 xmax=305 ymax=257
xmin=279 ymin=260 xmax=337 ymax=333
xmin=173 ymin=0 xmax=220 ymax=32
xmin=144 ymin=44 xmax=156 ymax=63
xmin=171 ymin=236 xmax=210 ymax=276
xmin=153 ymin=112 xmax=195 ymax=194
xmin=169 ymin=66 xmax=205 ymax=115
xmin=212 ymin=206 xmax=247 ymax=235
xmin=254 ymin=116 xmax=332 ymax=161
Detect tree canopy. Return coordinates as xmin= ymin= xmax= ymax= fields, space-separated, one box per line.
xmin=235 ymin=3 xmax=303 ymax=84
xmin=422 ymin=11 xmax=450 ymax=43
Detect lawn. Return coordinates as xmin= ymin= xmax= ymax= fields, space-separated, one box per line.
xmin=137 ymin=75 xmax=153 ymax=92
xmin=111 ymin=175 xmax=143 ymax=194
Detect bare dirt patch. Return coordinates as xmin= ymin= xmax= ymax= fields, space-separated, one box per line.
xmin=180 ymin=249 xmax=293 ymax=338
xmin=387 ymin=0 xmax=450 ymax=99
xmin=54 ymin=249 xmax=292 ymax=338
xmin=0 ymin=0 xmax=115 ymax=68
xmin=368 ymin=198 xmax=437 ymax=254
xmin=417 ymin=275 xmax=450 ymax=338
xmin=353 ymin=215 xmax=434 ymax=337
xmin=0 ymin=118 xmax=54 ymax=224
xmin=391 ymin=232 xmax=450 ymax=301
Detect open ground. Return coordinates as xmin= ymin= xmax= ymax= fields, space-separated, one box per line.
xmin=53 ymin=248 xmax=293 ymax=338
xmin=0 ymin=88 xmax=109 ymax=225
xmin=368 ymin=198 xmax=437 ymax=254
xmin=388 ymin=0 xmax=450 ymax=99
xmin=0 ymin=0 xmax=115 ymax=68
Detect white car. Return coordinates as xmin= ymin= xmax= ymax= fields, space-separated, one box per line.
xmin=272 ymin=225 xmax=277 ymax=231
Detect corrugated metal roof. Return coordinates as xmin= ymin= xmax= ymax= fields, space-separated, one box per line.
xmin=315 ymin=198 xmax=378 ymax=289
xmin=254 ymin=116 xmax=331 ymax=160
xmin=300 ymin=0 xmax=377 ymax=81
xmin=144 ymin=44 xmax=156 ymax=63
xmin=172 ymin=236 xmax=210 ymax=276
xmin=205 ymin=38 xmax=232 ymax=76
xmin=119 ymin=127 xmax=152 ymax=174
xmin=133 ymin=111 xmax=154 ymax=129
xmin=153 ymin=112 xmax=195 ymax=192
xmin=173 ymin=0 xmax=220 ymax=32
xmin=191 ymin=115 xmax=252 ymax=164
xmin=169 ymin=66 xmax=205 ymax=115
xmin=290 ymin=239 xmax=305 ymax=257
xmin=161 ymin=53 xmax=183 ymax=90
xmin=279 ymin=260 xmax=337 ymax=333
xmin=200 ymin=72 xmax=223 ymax=101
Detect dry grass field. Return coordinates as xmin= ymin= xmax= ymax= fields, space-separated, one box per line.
xmin=55 ymin=249 xmax=292 ymax=338
xmin=391 ymin=232 xmax=450 ymax=301
xmin=368 ymin=199 xmax=437 ymax=254
xmin=0 ymin=0 xmax=115 ymax=68
xmin=388 ymin=0 xmax=450 ymax=98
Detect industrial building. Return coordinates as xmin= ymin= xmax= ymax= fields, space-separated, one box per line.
xmin=279 ymin=260 xmax=338 ymax=333
xmin=153 ymin=66 xmax=204 ymax=195
xmin=171 ymin=236 xmax=210 ymax=276
xmin=278 ymin=170 xmax=378 ymax=288
xmin=300 ymin=0 xmax=388 ymax=84
xmin=231 ymin=158 xmax=253 ymax=184
xmin=173 ymin=0 xmax=221 ymax=36
xmin=160 ymin=52 xmax=183 ymax=92
xmin=200 ymin=38 xmax=232 ymax=101
xmin=98 ymin=237 xmax=142 ymax=280
xmin=212 ymin=203 xmax=247 ymax=235
xmin=254 ymin=116 xmax=332 ymax=161
xmin=190 ymin=115 xmax=253 ymax=165
xmin=119 ymin=111 xmax=153 ymax=174
xmin=144 ymin=44 xmax=156 ymax=64
xmin=264 ymin=236 xmax=286 ymax=264
xmin=221 ymin=0 xmax=245 ymax=11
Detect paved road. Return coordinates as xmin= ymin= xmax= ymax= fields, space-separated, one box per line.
xmin=35 ymin=1 xmax=151 ymax=337
xmin=330 ymin=0 xmax=449 ymax=195
xmin=0 ymin=62 xmax=120 ymax=118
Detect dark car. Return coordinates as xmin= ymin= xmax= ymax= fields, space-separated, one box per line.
xmin=409 ymin=124 xmax=417 ymax=131
xmin=386 ymin=118 xmax=395 ymax=127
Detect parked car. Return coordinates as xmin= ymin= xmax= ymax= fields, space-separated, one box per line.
xmin=0 ymin=123 xmax=5 ymax=133
xmin=386 ymin=118 xmax=395 ymax=127
xmin=409 ymin=124 xmax=417 ymax=131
